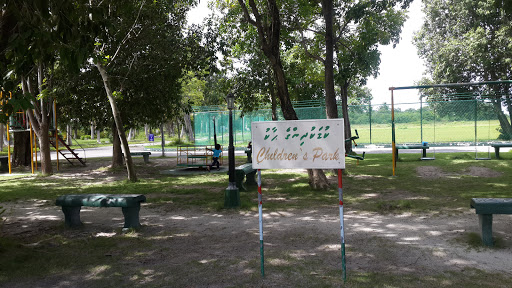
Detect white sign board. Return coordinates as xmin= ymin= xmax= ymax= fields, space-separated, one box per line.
xmin=251 ymin=119 xmax=345 ymax=169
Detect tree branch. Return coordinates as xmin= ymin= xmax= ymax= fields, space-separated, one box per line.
xmin=300 ymin=31 xmax=325 ymax=63
xmin=237 ymin=0 xmax=257 ymax=26
xmin=108 ymin=0 xmax=146 ymax=66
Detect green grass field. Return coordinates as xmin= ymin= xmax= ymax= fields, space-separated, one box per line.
xmin=353 ymin=120 xmax=501 ymax=144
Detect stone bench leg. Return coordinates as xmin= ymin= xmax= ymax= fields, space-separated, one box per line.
xmin=479 ymin=214 xmax=493 ymax=246
xmin=234 ymin=171 xmax=246 ymax=191
xmin=122 ymin=206 xmax=141 ymax=228
xmin=494 ymin=147 xmax=500 ymax=159
xmin=245 ymin=170 xmax=257 ymax=186
xmin=422 ymin=148 xmax=427 ymax=158
xmin=142 ymin=155 xmax=149 ymax=163
xmin=62 ymin=206 xmax=83 ymax=227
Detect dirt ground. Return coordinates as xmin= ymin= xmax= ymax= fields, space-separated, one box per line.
xmin=1 ymin=158 xmax=512 ymax=287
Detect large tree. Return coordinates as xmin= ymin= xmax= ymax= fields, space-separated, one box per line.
xmin=414 ymin=0 xmax=512 ymax=138
xmin=2 ymin=0 xmax=195 ymax=178
xmin=216 ymin=0 xmax=330 ymax=189
xmin=0 ymin=1 xmax=94 ymax=175
xmin=298 ymin=0 xmax=409 ymax=152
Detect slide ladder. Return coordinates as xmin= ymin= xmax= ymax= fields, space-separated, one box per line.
xmin=49 ymin=131 xmax=86 ymax=166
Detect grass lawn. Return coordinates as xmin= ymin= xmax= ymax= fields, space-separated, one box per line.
xmin=0 ymin=152 xmax=512 ymax=287
xmin=334 ymin=120 xmax=502 ymax=145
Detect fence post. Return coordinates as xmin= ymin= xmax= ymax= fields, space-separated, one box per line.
xmin=420 ymin=96 xmax=423 ymax=143
xmin=474 ymin=99 xmax=477 ymax=145
xmin=369 ymin=102 xmax=372 ymax=144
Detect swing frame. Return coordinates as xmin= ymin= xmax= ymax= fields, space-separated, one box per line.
xmin=390 ymin=80 xmax=512 ymax=176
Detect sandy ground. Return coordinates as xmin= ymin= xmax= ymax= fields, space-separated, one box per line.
xmin=1 ymin=158 xmax=512 ymax=287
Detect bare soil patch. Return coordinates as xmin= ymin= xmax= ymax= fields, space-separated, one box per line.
xmin=1 ymin=158 xmax=512 ymax=287
xmin=417 ymin=165 xmax=503 ymax=179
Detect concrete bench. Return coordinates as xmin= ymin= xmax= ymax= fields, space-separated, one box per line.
xmin=395 ymin=144 xmax=429 ymax=159
xmin=122 ymin=152 xmax=151 ymax=163
xmin=490 ymin=143 xmax=512 ymax=159
xmin=470 ymin=198 xmax=512 ymax=246
xmin=55 ymin=194 xmax=146 ymax=229
xmin=0 ymin=156 xmax=8 ymax=172
xmin=234 ymin=163 xmax=257 ymax=191
xmin=130 ymin=151 xmax=151 ymax=163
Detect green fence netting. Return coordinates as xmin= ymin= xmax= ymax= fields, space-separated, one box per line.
xmin=193 ymin=98 xmax=510 ymax=147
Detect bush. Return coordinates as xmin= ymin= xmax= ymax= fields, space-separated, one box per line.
xmin=166 ymin=137 xmax=192 ymax=146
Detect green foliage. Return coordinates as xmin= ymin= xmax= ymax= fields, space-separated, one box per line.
xmin=414 ymin=0 xmax=512 ymax=138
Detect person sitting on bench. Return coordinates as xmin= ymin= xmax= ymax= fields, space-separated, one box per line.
xmin=207 ymin=144 xmax=222 ymax=171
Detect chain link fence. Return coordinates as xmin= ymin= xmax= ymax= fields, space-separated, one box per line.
xmin=193 ymin=99 xmax=510 ymax=147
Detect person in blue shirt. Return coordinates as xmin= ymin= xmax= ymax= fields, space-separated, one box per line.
xmin=207 ymin=144 xmax=222 ymax=171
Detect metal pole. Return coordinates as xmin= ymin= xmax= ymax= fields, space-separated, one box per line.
xmin=229 ymin=109 xmax=235 ymax=183
xmin=369 ymin=102 xmax=372 ymax=144
xmin=475 ymin=99 xmax=478 ymax=158
xmin=258 ymin=169 xmax=264 ymax=277
xmin=420 ymin=96 xmax=423 ymax=143
xmin=338 ymin=169 xmax=346 ymax=282
xmin=225 ymin=95 xmax=240 ymax=208
xmin=391 ymin=89 xmax=396 ymax=176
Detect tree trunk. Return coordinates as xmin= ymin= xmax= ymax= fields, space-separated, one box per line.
xmin=96 ymin=130 xmax=101 ymax=143
xmin=238 ymin=0 xmax=297 ymax=121
xmin=160 ymin=123 xmax=165 ymax=157
xmin=23 ymin=69 xmax=53 ymax=175
xmin=180 ymin=125 xmax=186 ymax=139
xmin=322 ymin=0 xmax=337 ymax=120
xmin=169 ymin=122 xmax=175 ymax=137
xmin=127 ymin=128 xmax=134 ymax=141
xmin=12 ymin=131 xmax=31 ymax=167
xmin=239 ymin=0 xmax=329 ymax=188
xmin=491 ymin=98 xmax=512 ymax=139
xmin=0 ymin=124 xmax=4 ymax=152
xmin=145 ymin=124 xmax=149 ymax=139
xmin=504 ymin=95 xmax=512 ymax=138
xmin=183 ymin=113 xmax=194 ymax=142
xmin=268 ymin=68 xmax=278 ymax=121
xmin=66 ymin=124 xmax=72 ymax=146
xmin=111 ymin=122 xmax=124 ymax=168
xmin=96 ymin=61 xmax=137 ymax=182
xmin=90 ymin=122 xmax=95 ymax=139
xmin=341 ymin=83 xmax=353 ymax=153
xmin=307 ymin=168 xmax=330 ymax=189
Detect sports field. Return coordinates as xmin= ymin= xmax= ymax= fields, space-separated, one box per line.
xmin=352 ymin=120 xmax=501 ymax=145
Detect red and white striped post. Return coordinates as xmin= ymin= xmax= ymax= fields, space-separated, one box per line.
xmin=338 ymin=169 xmax=346 ymax=282
xmin=257 ymin=169 xmax=264 ymax=277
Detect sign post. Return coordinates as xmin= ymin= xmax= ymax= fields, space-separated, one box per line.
xmin=252 ymin=119 xmax=346 ymax=280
